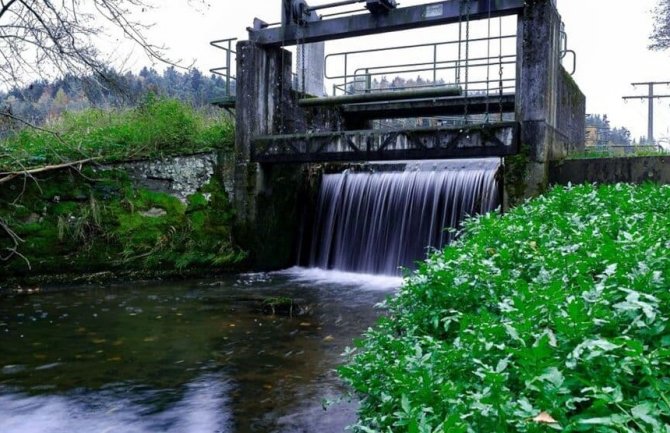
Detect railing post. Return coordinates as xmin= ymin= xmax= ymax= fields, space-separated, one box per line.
xmin=226 ymin=39 xmax=232 ymax=96
xmin=433 ymin=44 xmax=438 ymax=86
xmin=344 ymin=54 xmax=348 ymax=94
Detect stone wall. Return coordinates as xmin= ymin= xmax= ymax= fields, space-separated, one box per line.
xmin=549 ymin=156 xmax=670 ymax=185
xmin=100 ymin=152 xmax=217 ymax=202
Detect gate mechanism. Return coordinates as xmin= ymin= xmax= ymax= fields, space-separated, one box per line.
xmin=250 ymin=0 xmax=525 ymax=47
xmin=283 ymin=0 xmax=398 ymax=25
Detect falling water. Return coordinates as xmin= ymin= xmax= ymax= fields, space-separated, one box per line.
xmin=307 ymin=158 xmax=501 ymax=275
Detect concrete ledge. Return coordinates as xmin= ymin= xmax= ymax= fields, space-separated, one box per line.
xmin=549 ymin=156 xmax=670 ymax=185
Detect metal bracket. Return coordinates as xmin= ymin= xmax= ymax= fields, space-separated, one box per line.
xmin=365 ymin=0 xmax=397 ymax=14
xmin=283 ymin=0 xmax=321 ymax=26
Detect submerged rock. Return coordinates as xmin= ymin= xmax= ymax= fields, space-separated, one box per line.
xmin=140 ymin=207 xmax=167 ymax=218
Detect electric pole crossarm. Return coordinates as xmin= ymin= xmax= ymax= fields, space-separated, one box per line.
xmin=623 ymin=95 xmax=670 ymax=99
xmin=622 ymin=81 xmax=670 ymax=143
xmin=631 ymin=81 xmax=670 ymax=86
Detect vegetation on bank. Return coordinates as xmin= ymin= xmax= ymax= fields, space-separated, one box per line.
xmin=0 ymin=95 xmax=234 ymax=172
xmin=0 ymin=95 xmax=242 ymax=280
xmin=567 ymin=146 xmax=669 ymax=160
xmin=0 ymin=168 xmax=245 ymax=279
xmin=340 ymin=183 xmax=670 ymax=433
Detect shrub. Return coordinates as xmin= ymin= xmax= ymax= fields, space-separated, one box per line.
xmin=340 ymin=183 xmax=670 ymax=433
xmin=0 ymin=95 xmax=234 ymax=171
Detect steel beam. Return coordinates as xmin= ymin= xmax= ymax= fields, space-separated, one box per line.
xmin=251 ymin=122 xmax=519 ymax=163
xmin=341 ymin=94 xmax=516 ymax=119
xmin=298 ymin=86 xmax=461 ymax=107
xmin=249 ymin=0 xmax=526 ymax=46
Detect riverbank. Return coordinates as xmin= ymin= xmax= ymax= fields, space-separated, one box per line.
xmin=341 ymin=182 xmax=670 ymax=432
xmin=1 ymin=97 xmax=245 ymax=284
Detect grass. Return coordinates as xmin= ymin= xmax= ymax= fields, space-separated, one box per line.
xmin=568 ymin=146 xmax=668 ymax=160
xmin=0 ymin=94 xmax=234 ymax=172
xmin=340 ymin=183 xmax=670 ymax=433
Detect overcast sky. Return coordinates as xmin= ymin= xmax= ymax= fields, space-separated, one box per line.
xmin=130 ymin=0 xmax=670 ymax=142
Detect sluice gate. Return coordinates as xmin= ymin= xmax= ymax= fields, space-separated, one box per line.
xmin=212 ymin=0 xmax=586 ymax=270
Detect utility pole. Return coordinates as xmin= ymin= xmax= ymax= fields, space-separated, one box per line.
xmin=622 ymin=81 xmax=670 ymax=144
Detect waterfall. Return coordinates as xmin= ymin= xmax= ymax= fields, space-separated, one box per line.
xmin=306 ymin=159 xmax=501 ymax=276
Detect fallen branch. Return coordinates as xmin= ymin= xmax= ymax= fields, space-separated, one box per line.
xmin=0 ymin=218 xmax=30 ymax=269
xmin=0 ymin=157 xmax=100 ymax=185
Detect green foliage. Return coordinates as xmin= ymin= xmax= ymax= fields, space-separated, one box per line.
xmin=569 ymin=147 xmax=669 ymax=160
xmin=0 ymin=170 xmax=245 ymax=276
xmin=340 ymin=183 xmax=670 ymax=433
xmin=0 ymin=95 xmax=234 ymax=171
xmin=504 ymin=143 xmax=530 ymax=206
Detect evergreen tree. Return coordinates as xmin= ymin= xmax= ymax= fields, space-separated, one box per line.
xmin=651 ymin=0 xmax=670 ymax=50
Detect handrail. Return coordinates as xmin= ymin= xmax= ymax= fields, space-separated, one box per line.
xmin=324 ymin=32 xmax=517 ymax=96
xmin=209 ymin=38 xmax=238 ymax=98
xmin=332 ymin=56 xmax=517 ymax=95
xmin=325 ymin=34 xmax=516 ymax=79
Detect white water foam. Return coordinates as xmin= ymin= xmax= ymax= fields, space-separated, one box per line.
xmin=277 ymin=266 xmax=403 ymax=291
xmin=306 ymin=159 xmax=501 ymax=275
xmin=0 ymin=375 xmax=231 ymax=433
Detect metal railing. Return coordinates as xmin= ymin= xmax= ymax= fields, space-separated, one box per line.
xmin=324 ymin=33 xmax=518 ymax=97
xmin=560 ymin=25 xmax=577 ymax=75
xmin=210 ymin=38 xmax=237 ymax=98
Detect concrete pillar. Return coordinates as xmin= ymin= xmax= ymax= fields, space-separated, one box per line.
xmin=231 ymin=41 xmax=315 ymax=270
xmin=296 ymin=42 xmax=326 ymax=96
xmin=232 ymin=41 xmax=293 ymax=224
xmin=507 ymin=0 xmax=563 ymax=204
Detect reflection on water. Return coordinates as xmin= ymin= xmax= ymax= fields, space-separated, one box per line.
xmin=0 ymin=375 xmax=230 ymax=433
xmin=0 ymin=269 xmax=399 ymax=433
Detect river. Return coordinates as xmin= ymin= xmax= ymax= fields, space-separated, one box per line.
xmin=0 ymin=268 xmax=402 ymax=433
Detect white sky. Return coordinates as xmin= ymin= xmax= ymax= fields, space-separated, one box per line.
xmin=125 ymin=0 xmax=670 ymax=141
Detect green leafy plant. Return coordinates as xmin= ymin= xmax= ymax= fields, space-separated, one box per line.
xmin=340 ymin=183 xmax=670 ymax=433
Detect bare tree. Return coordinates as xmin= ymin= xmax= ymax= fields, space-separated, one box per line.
xmin=650 ymin=0 xmax=670 ymax=51
xmin=0 ymin=0 xmax=197 ymax=266
xmin=0 ymin=0 xmax=185 ymax=87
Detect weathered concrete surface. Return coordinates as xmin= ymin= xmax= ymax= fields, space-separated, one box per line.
xmin=100 ymin=152 xmax=217 ymax=202
xmin=233 ymin=42 xmax=293 ymax=227
xmin=505 ymin=0 xmax=586 ymax=206
xmin=557 ymin=68 xmax=586 ymax=155
xmin=550 ymin=157 xmax=670 ymax=185
xmin=296 ymin=42 xmax=326 ymax=96
xmin=232 ymin=41 xmax=328 ymax=268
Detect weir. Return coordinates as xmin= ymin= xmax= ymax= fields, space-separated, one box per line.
xmin=215 ymin=0 xmax=586 ymax=272
xmin=304 ymin=159 xmax=500 ymax=275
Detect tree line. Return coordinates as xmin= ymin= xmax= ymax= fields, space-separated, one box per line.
xmin=0 ymin=67 xmax=230 ymax=133
xmin=585 ymin=114 xmax=633 ymax=146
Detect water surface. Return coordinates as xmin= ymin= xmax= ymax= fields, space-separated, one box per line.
xmin=0 ymin=268 xmax=401 ymax=433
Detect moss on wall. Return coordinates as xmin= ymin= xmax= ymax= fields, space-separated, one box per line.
xmin=503 ymin=141 xmax=531 ymax=208
xmin=0 ymin=166 xmax=245 ymax=281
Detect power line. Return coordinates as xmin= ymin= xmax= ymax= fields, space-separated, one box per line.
xmin=622 ymin=81 xmax=670 ymax=143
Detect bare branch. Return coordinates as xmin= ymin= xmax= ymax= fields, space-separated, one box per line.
xmin=0 ymin=0 xmax=18 ymax=20
xmin=0 ymin=217 xmax=30 ymax=269
xmin=0 ymin=157 xmax=100 ymax=184
xmin=0 ymin=0 xmax=208 ymax=266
